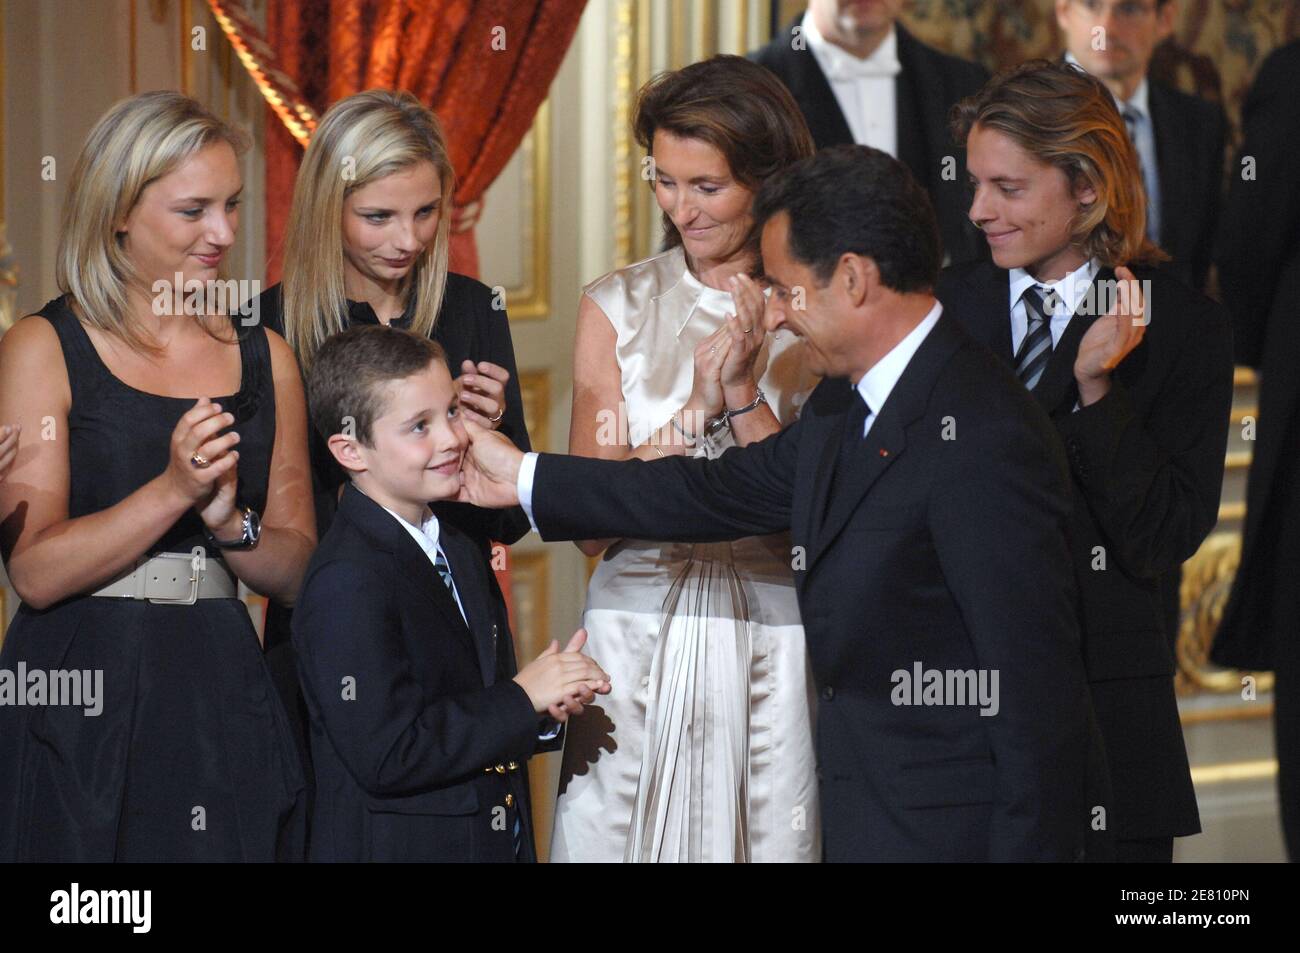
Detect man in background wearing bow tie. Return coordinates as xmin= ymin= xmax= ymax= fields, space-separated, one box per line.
xmin=749 ymin=0 xmax=990 ymax=267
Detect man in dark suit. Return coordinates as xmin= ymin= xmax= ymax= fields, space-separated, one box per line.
xmin=937 ymin=61 xmax=1233 ymax=862
xmin=1055 ymin=0 xmax=1226 ymax=292
xmin=749 ymin=1 xmax=989 ymax=266
xmin=292 ymin=327 xmax=609 ymax=862
xmin=1211 ymin=40 xmax=1300 ymax=861
xmin=461 ymin=145 xmax=1100 ymax=862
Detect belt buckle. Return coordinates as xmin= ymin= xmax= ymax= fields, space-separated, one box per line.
xmin=144 ymin=552 xmax=201 ymax=605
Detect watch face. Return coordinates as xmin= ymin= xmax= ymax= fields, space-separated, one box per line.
xmin=245 ymin=507 xmax=262 ymax=543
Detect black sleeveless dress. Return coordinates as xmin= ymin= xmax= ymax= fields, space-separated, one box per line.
xmin=0 ymin=297 xmax=306 ymax=861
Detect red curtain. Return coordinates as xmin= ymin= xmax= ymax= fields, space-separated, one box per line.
xmin=264 ymin=0 xmax=587 ymax=282
xmin=261 ymin=0 xmax=586 ymax=627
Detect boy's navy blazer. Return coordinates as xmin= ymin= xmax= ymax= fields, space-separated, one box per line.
xmin=292 ymin=481 xmax=554 ymax=862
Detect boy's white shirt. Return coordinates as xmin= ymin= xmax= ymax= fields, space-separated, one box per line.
xmin=373 ymin=493 xmax=561 ymax=742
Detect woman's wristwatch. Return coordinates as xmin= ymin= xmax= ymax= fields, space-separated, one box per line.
xmin=205 ymin=506 xmax=262 ymax=550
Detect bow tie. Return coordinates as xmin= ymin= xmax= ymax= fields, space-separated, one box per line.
xmin=825 ymin=55 xmax=902 ymax=81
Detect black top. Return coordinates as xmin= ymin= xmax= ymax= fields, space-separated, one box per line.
xmin=52 ymin=294 xmax=273 ymax=551
xmin=0 ymin=297 xmax=305 ymax=860
xmin=256 ymin=272 xmax=533 ymax=547
xmin=255 ymin=273 xmax=531 ymax=654
xmin=1146 ymin=78 xmax=1226 ymax=294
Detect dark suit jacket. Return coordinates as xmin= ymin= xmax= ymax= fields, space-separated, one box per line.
xmin=750 ymin=20 xmax=989 ymax=266
xmin=256 ymin=273 xmax=535 ymax=846
xmin=1213 ymin=40 xmax=1300 ymax=673
xmin=257 ymin=274 xmax=532 ymax=548
xmin=527 ymin=313 xmax=1098 ymax=861
xmin=1147 ymin=79 xmax=1227 ymax=293
xmin=938 ymin=261 xmax=1233 ymax=838
xmin=292 ymin=483 xmax=553 ymax=862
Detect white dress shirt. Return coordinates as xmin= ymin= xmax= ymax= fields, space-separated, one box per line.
xmin=381 ymin=503 xmax=467 ymax=625
xmin=803 ymin=11 xmax=900 ymax=157
xmin=855 ymin=301 xmax=943 ymax=437
xmin=380 ymin=497 xmax=561 ymax=741
xmin=1008 ymin=257 xmax=1098 ymax=354
xmin=517 ymin=301 xmax=945 ymax=524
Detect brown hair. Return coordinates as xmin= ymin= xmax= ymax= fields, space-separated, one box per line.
xmin=633 ymin=54 xmax=815 ymax=261
xmin=949 ymin=59 xmax=1167 ymax=269
xmin=307 ymin=324 xmax=447 ymax=448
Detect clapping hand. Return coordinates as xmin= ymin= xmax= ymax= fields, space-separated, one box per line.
xmin=514 ymin=627 xmax=612 ymax=722
xmin=720 ymin=272 xmax=768 ymax=391
xmin=686 ymin=325 xmax=732 ymax=423
xmin=1075 ymin=265 xmax=1147 ymax=406
xmin=164 ymin=398 xmax=243 ymax=536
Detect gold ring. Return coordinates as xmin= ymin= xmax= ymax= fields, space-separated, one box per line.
xmin=742 ymin=326 xmax=753 ymax=333
xmin=190 ymin=452 xmax=210 ymax=468
xmin=488 ymin=406 xmax=505 ymax=423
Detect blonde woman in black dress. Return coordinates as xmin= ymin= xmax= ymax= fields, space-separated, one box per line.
xmin=0 ymin=92 xmax=314 ymax=860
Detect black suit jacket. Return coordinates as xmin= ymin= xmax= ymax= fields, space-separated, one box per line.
xmin=257 ymin=273 xmax=535 ymax=843
xmin=257 ymin=274 xmax=532 ymax=548
xmin=292 ymin=483 xmax=552 ymax=862
xmin=528 ymin=314 xmax=1098 ymax=861
xmin=750 ymin=21 xmax=989 ymax=266
xmin=938 ymin=261 xmax=1233 ymax=838
xmin=1147 ymin=79 xmax=1227 ymax=293
xmin=1213 ymin=40 xmax=1300 ymax=673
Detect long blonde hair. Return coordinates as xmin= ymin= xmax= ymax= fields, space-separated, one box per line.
xmin=56 ymin=91 xmax=250 ymax=353
xmin=281 ymin=90 xmax=453 ymax=373
xmin=950 ymin=60 xmax=1167 ymax=269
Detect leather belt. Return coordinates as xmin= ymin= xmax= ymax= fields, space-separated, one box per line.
xmin=90 ymin=551 xmax=238 ymax=605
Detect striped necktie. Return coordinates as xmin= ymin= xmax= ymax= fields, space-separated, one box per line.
xmin=432 ymin=548 xmax=455 ymax=594
xmin=1015 ymin=286 xmax=1053 ymax=391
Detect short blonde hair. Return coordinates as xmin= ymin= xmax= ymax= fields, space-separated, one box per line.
xmin=280 ymin=90 xmax=453 ymax=374
xmin=950 ymin=60 xmax=1167 ymax=269
xmin=56 ymin=90 xmax=250 ymax=353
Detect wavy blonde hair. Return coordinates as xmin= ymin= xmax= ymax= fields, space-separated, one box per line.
xmin=950 ymin=59 xmax=1168 ymax=269
xmin=281 ymin=90 xmax=453 ymax=374
xmin=56 ymin=91 xmax=250 ymax=353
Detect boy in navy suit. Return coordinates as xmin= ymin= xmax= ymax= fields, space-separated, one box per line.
xmin=293 ymin=325 xmax=610 ymax=862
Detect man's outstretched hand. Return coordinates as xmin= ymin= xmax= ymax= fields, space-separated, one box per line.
xmin=457 ymin=419 xmax=525 ymax=509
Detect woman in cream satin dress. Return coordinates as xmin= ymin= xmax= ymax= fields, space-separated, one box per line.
xmin=550 ymin=56 xmax=821 ymax=862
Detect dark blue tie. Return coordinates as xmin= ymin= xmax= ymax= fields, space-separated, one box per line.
xmin=823 ymin=389 xmax=871 ymax=526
